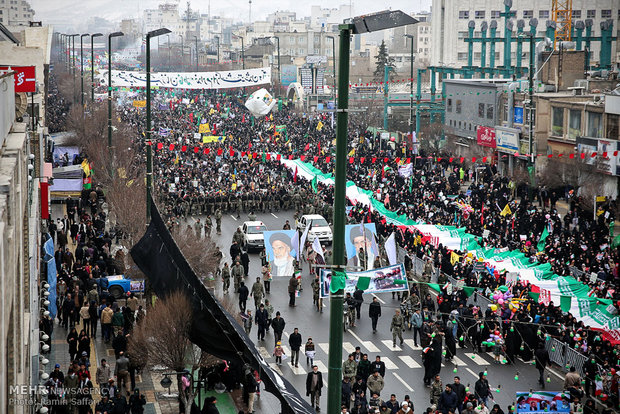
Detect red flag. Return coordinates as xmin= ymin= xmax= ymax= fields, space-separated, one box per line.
xmin=360 ymin=157 xmax=365 ymax=164
xmin=382 ymin=164 xmax=385 ymax=179
xmin=276 ymin=154 xmax=281 ymax=160
xmin=288 ymin=155 xmax=293 ymax=160
xmin=304 ymin=143 xmax=310 ymax=152
xmin=217 ymin=148 xmax=223 ymax=156
xmin=300 ymin=155 xmax=306 ymax=161
xmin=293 ymin=166 xmax=298 ymax=183
xmin=181 ymin=145 xmax=187 ymax=152
xmin=169 ymin=144 xmax=175 ymax=151
xmin=349 ymin=157 xmax=354 ymax=164
xmin=481 ymin=205 xmax=484 ymax=225
xmin=213 ymin=124 xmax=217 ymax=135
xmin=313 ymin=156 xmax=319 ymax=163
xmin=266 ymin=153 xmax=271 ymax=160
xmin=252 ymin=152 xmax=257 ymax=158
xmin=326 ymin=156 xmax=331 ymax=163
xmin=395 ymin=157 xmax=400 ymax=164
xmin=189 ymin=113 xmax=194 ymax=123
xmin=372 ymin=157 xmax=377 ymax=163
xmin=318 ymin=141 xmax=321 ymax=154
xmin=194 ymin=147 xmax=199 ymax=153
xmin=242 ymin=115 xmax=245 ymax=123
xmin=471 ymin=157 xmax=476 ymax=162
xmin=249 ymin=142 xmax=252 ymax=149
xmin=242 ymin=151 xmax=246 ymax=157
xmin=157 ymin=142 xmax=163 ymax=150
xmin=229 ymin=149 xmax=234 ymax=157
xmin=203 ymin=148 xmax=209 ymax=154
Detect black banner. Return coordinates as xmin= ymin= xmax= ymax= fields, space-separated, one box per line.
xmin=130 ymin=203 xmax=314 ymax=414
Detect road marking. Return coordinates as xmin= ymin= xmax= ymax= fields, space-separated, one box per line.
xmin=393 ymin=372 xmax=413 ymax=391
xmin=319 ymin=343 xmax=329 ymax=354
xmin=347 ymin=330 xmax=382 ymax=353
xmin=398 ymin=355 xmax=422 ymax=368
xmin=343 ymin=342 xmax=356 ymax=354
xmin=403 ymin=339 xmax=421 ymax=351
xmin=282 ymin=345 xmax=291 ymax=355
xmin=548 ymin=367 xmax=564 ymax=380
xmin=271 ymin=213 xmax=278 ymax=218
xmin=451 ymin=355 xmax=468 ymax=367
xmin=464 ymin=352 xmax=489 ymax=365
xmin=290 ymin=364 xmax=307 ymax=375
xmin=381 ymin=340 xmax=401 ymax=351
xmin=382 ymin=356 xmax=398 ymax=370
xmin=259 ymin=346 xmax=271 ymax=360
xmin=230 ymin=215 xmax=237 ymax=221
xmin=269 ymin=362 xmax=284 ymax=375
xmin=466 ymin=367 xmax=479 ymax=379
xmin=371 ymin=294 xmax=385 ymax=304
xmin=314 ymin=361 xmax=329 ymax=385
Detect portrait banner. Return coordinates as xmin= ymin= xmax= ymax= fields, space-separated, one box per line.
xmin=345 ymin=223 xmax=379 ymax=270
xmin=515 ymin=391 xmax=570 ymax=414
xmin=263 ymin=230 xmax=298 ymax=277
xmin=101 ymin=67 xmax=272 ymax=90
xmin=319 ymin=264 xmax=408 ymax=298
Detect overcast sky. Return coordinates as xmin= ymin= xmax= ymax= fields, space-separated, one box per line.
xmin=30 ymin=0 xmax=432 ymax=30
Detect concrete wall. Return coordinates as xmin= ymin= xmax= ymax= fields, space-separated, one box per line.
xmin=539 ymin=50 xmax=587 ymax=90
xmin=443 ymin=80 xmax=502 ymax=139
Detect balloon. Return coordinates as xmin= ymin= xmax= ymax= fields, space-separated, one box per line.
xmin=244 ymin=88 xmax=276 ymax=117
xmin=498 ymin=298 xmax=504 ymax=305
xmin=494 ymin=330 xmax=500 ymax=335
xmin=489 ymin=304 xmax=497 ymax=311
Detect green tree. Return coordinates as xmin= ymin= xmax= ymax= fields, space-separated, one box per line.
xmin=373 ymin=40 xmax=396 ymax=82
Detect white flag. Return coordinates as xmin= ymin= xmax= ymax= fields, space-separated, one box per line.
xmin=300 ymin=222 xmax=312 ymax=251
xmin=312 ymin=237 xmax=324 ymax=261
xmin=385 ymin=232 xmax=397 ymax=266
xmin=291 ymin=230 xmax=300 ymax=257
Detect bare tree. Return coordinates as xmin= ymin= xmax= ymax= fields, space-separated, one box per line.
xmin=106 ymin=177 xmax=147 ymax=248
xmin=171 ymin=226 xmax=222 ymax=280
xmin=128 ymin=291 xmax=205 ymax=414
xmin=419 ymin=121 xmax=447 ymax=154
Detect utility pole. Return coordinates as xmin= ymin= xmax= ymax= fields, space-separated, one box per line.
xmin=404 ymin=34 xmax=414 ymax=157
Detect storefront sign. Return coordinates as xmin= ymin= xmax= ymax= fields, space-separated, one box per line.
xmin=495 ymin=126 xmax=520 ymax=154
xmin=476 ymin=126 xmax=496 ymax=148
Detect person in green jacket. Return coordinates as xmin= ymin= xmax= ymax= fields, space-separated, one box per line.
xmin=112 ymin=308 xmax=125 ymax=336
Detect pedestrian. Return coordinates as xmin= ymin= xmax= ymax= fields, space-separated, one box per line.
xmin=255 ymin=304 xmax=268 ymax=341
xmin=264 ymin=299 xmax=274 ymax=331
xmin=342 ymin=353 xmax=358 ymax=383
xmin=242 ymin=310 xmax=253 ymax=335
xmin=261 ymin=264 xmax=271 ymax=294
xmin=67 ymin=327 xmax=78 ymax=361
xmin=357 ymin=354 xmax=371 ymax=380
xmin=273 ymin=342 xmax=285 ymax=365
xmin=311 ymin=275 xmax=322 ymax=312
xmin=534 ymin=342 xmax=550 ymax=388
xmin=204 ymin=396 xmax=220 ymax=414
xmin=115 ymin=351 xmax=131 ymax=397
xmin=288 ymin=274 xmax=297 ymax=307
xmin=431 ymin=374 xmax=443 ymax=405
xmin=271 ymin=311 xmax=285 ymax=345
xmin=342 ymin=377 xmax=352 ymax=410
xmin=305 ymin=337 xmax=316 ymax=366
xmin=306 ymin=365 xmax=324 ymax=412
xmin=390 ymin=309 xmax=404 ymax=347
xmin=128 ymin=388 xmax=147 ymax=414
xmin=438 ymin=384 xmax=458 ymax=413
xmin=289 ymin=327 xmax=302 ymax=368
xmin=250 ymin=277 xmax=265 ymax=309
xmin=241 ymin=250 xmax=250 ymax=277
xmin=237 ymin=281 xmax=249 ymax=312
xmin=77 ymin=329 xmax=91 ymax=359
xmin=112 ymin=307 xmax=124 ymax=336
xmin=88 ymin=300 xmax=98 ymax=338
xmin=397 ymin=401 xmax=412 ymax=414
xmin=369 ymin=297 xmax=381 ymax=333
xmin=371 ymin=355 xmax=386 ymax=378
xmin=221 ymin=262 xmax=231 ymax=293
xmin=452 ymin=376 xmax=466 ymax=413
xmin=475 ymin=371 xmax=491 ymax=405
xmin=232 ymin=261 xmax=244 ymax=291
xmin=411 ymin=309 xmax=423 ymax=347
xmin=367 ymin=371 xmax=385 ymax=398
xmin=353 ymin=287 xmax=364 ymax=319
xmin=386 ymin=394 xmax=400 ymax=414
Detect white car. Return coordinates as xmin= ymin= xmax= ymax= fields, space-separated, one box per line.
xmin=242 ymin=221 xmax=268 ymax=252
xmin=297 ymin=214 xmax=333 ymax=244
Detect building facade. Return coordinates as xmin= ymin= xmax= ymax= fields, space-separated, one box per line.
xmin=0 ymin=0 xmax=34 ymax=26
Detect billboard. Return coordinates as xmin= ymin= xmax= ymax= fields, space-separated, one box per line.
xmin=496 ymin=126 xmax=520 ymax=154
xmin=516 ymin=391 xmax=570 ymax=414
xmin=0 ymin=65 xmax=36 ymax=92
xmin=477 ymin=125 xmax=496 ymax=148
xmin=281 ymin=65 xmax=297 ymax=87
xmin=319 ymin=264 xmax=408 ymax=298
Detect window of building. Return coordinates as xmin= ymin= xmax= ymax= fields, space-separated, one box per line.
xmin=539 ymin=10 xmax=549 ymax=19
xmin=607 ymin=114 xmax=619 ymax=139
xmin=475 ymin=11 xmax=485 ymax=19
xmin=478 ymin=103 xmax=485 ymax=118
xmin=601 ymin=10 xmax=612 ymax=18
xmin=447 ymin=98 xmax=452 ymax=112
xmin=457 ymin=52 xmax=468 ymax=61
xmin=587 ymin=112 xmax=603 ymax=138
xmin=474 ymin=52 xmax=481 ymax=60
xmin=486 ymin=105 xmax=494 ymax=120
xmin=458 ymin=31 xmax=467 ymax=39
xmin=523 ymin=10 xmax=533 ymax=18
xmin=491 ymin=10 xmax=501 ymax=19
xmin=458 ymin=11 xmax=469 ymax=19
xmin=618 ymin=9 xmax=620 ymax=19
xmin=587 ymin=10 xmax=596 ymax=19
xmin=572 ymin=10 xmax=581 ymax=19
xmin=456 ymin=100 xmax=462 ymax=114
xmin=298 ymin=37 xmax=305 ymax=44
xmin=568 ymin=109 xmax=581 ymax=140
xmin=552 ymin=107 xmax=564 ymax=136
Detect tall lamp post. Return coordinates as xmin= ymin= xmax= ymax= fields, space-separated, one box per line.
xmin=107 ymin=31 xmax=124 ymax=177
xmin=233 ymin=34 xmax=246 ymax=95
xmin=167 ymin=35 xmax=171 ymax=70
xmin=180 ymin=35 xmax=184 ymax=67
xmin=404 ymin=34 xmax=415 ymax=155
xmin=193 ymin=35 xmax=199 ymax=70
xmin=271 ymin=36 xmax=281 ymax=96
xmin=326 ymin=35 xmax=336 ymax=97
xmin=80 ymin=34 xmax=89 ymax=107
xmin=69 ymin=34 xmax=79 ymax=103
xmin=90 ymin=33 xmax=102 ymax=102
xmin=326 ymin=11 xmax=417 ymax=414
xmin=214 ymin=35 xmax=220 ymax=63
xmin=146 ymin=28 xmax=171 ymax=222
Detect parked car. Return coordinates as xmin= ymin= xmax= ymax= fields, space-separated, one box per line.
xmin=97 ymin=275 xmax=145 ymax=299
xmin=296 ymin=214 xmax=333 ymax=244
xmin=242 ymin=221 xmax=268 ymax=251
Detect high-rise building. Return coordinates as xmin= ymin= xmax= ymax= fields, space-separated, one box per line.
xmin=431 ymin=0 xmax=619 ymax=68
xmin=0 ymin=0 xmax=35 ymax=26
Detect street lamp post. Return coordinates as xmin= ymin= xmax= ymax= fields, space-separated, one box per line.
xmin=326 ymin=11 xmax=417 ymax=414
xmin=69 ymin=34 xmax=79 ymax=103
xmin=167 ymin=35 xmax=171 ymax=70
xmin=404 ymin=34 xmax=415 ymax=155
xmin=80 ymin=34 xmax=89 ymax=107
xmin=107 ymin=31 xmax=124 ymax=178
xmin=193 ymin=35 xmax=199 ymax=70
xmin=272 ymin=36 xmax=281 ymax=96
xmin=146 ymin=28 xmax=171 ymax=222
xmin=326 ymin=35 xmax=336 ymax=97
xmin=215 ymin=35 xmax=220 ymax=64
xmin=91 ymin=33 xmax=102 ymax=102
xmin=180 ymin=34 xmax=184 ymax=67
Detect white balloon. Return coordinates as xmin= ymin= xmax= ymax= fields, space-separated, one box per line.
xmin=244 ymin=88 xmax=276 ymax=117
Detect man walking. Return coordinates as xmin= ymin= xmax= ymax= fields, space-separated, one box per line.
xmin=306 ymin=365 xmax=324 ymax=412
xmin=221 ymin=263 xmax=231 ymax=293
xmin=237 ymin=282 xmax=249 ymax=312
xmin=288 ymin=274 xmax=297 ymax=307
xmin=368 ymin=297 xmax=381 ymax=333
xmin=250 ymin=277 xmax=265 ymax=309
xmin=232 ymin=261 xmax=244 ymax=292
xmin=289 ymin=327 xmax=302 ymax=368
xmin=255 ymin=304 xmax=269 ymax=341
xmin=411 ymin=308 xmax=423 ymax=347
xmin=271 ymin=311 xmax=286 ymax=346
xmin=390 ymin=309 xmax=404 ymax=347
xmin=534 ymin=342 xmax=550 ymax=388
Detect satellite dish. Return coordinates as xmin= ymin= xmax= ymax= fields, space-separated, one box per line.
xmin=15 ymin=92 xmax=28 ymax=122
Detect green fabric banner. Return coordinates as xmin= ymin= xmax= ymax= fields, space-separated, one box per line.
xmin=330 ymin=270 xmax=347 ymax=293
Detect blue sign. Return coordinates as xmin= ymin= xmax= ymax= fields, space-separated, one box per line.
xmin=514 ymin=107 xmax=524 ymax=124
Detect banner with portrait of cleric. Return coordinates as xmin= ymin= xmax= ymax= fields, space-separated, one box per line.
xmin=345 ymin=223 xmax=379 ymax=271
xmin=263 ymin=230 xmax=297 ymax=277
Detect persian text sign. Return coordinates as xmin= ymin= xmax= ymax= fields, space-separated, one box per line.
xmin=0 ymin=65 xmax=36 ymax=92
xmin=103 ymin=67 xmax=271 ymax=90
xmin=477 ymin=125 xmax=496 ymax=148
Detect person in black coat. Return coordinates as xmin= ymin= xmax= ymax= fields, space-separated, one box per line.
xmin=289 ymin=327 xmax=302 ymax=368
xmin=237 ymin=282 xmax=249 ymax=312
xmin=353 ymin=288 xmax=364 ymax=319
xmin=254 ymin=304 xmax=269 ymax=341
xmin=341 ymin=377 xmax=352 ymax=410
xmin=202 ymin=396 xmax=220 ymax=414
xmin=368 ymin=297 xmax=382 ymax=333
xmin=534 ymin=342 xmax=550 ymax=387
xmin=306 ymin=365 xmax=324 ymax=411
xmin=128 ymin=388 xmax=147 ymax=414
xmin=371 ymin=356 xmax=386 ymax=378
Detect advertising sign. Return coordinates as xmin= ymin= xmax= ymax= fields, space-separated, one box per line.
xmin=306 ymin=55 xmax=327 ymax=64
xmin=0 ymin=65 xmax=36 ymax=92
xmin=514 ymin=106 xmax=524 ymax=124
xmin=281 ymin=65 xmax=297 ymax=87
xmin=495 ymin=126 xmax=520 ymax=153
xmin=476 ymin=126 xmax=496 ymax=148
xmin=319 ymin=264 xmax=408 ymax=298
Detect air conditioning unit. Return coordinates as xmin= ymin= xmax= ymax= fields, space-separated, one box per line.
xmin=574 ymin=79 xmax=589 ymax=91
xmin=593 ymin=95 xmax=603 ymax=103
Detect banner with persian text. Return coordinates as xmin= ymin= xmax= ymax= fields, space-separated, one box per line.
xmin=99 ymin=67 xmax=272 ymax=90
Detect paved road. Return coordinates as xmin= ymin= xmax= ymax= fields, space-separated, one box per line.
xmin=194 ymin=209 xmax=566 ymax=412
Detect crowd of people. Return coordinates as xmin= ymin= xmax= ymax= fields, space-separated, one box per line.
xmin=44 ymin=68 xmax=620 ymax=413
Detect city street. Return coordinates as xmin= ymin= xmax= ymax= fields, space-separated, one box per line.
xmin=199 ymin=209 xmax=566 ymax=411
